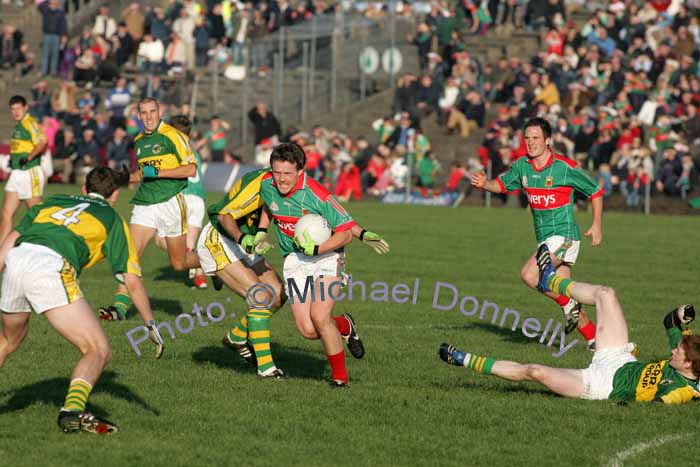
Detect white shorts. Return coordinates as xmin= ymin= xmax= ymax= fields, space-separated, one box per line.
xmin=0 ymin=243 xmax=82 ymax=314
xmin=581 ymin=343 xmax=637 ymax=400
xmin=130 ymin=192 xmax=187 ymax=238
xmin=539 ymin=236 xmax=580 ymax=265
xmin=196 ymin=222 xmax=262 ymax=274
xmin=185 ymin=194 xmax=205 ymax=229
xmin=5 ymin=166 xmax=44 ymax=200
xmin=283 ymin=251 xmax=346 ymax=299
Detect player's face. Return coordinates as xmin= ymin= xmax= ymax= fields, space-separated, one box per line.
xmin=271 ymin=160 xmax=301 ymax=195
xmin=524 ymin=126 xmax=551 ymax=159
xmin=9 ymin=103 xmax=26 ymax=122
xmin=138 ymin=101 xmax=160 ymax=132
xmin=669 ymin=343 xmax=689 ymax=371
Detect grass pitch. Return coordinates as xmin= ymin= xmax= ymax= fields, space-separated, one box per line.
xmin=0 ymin=184 xmax=697 ymax=467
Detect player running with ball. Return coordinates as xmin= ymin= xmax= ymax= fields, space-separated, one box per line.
xmin=261 ymin=143 xmax=380 ymax=387
xmin=439 ymin=244 xmax=700 ymax=405
xmin=472 ymin=117 xmax=603 ymax=349
xmin=0 ymin=168 xmax=164 ymax=434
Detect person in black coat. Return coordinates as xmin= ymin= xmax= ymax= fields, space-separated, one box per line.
xmin=248 ymin=101 xmax=281 ymax=145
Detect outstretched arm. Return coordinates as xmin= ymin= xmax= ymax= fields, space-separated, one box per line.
xmin=663 ymin=304 xmax=695 ymax=350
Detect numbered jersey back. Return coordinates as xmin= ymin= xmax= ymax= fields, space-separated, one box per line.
xmin=15 ymin=194 xmax=140 ymax=278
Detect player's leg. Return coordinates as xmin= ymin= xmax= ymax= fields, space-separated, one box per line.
xmin=309 ymin=275 xmax=348 ymax=386
xmin=0 ymin=190 xmax=21 ymax=243
xmin=0 ymin=312 xmax=30 ymax=367
xmin=46 ymin=299 xmax=117 ymax=434
xmin=102 ymin=223 xmax=156 ymax=320
xmin=216 ymin=261 xmax=283 ymax=377
xmin=439 ymin=343 xmax=585 ymax=398
xmin=551 ymin=263 xmax=596 ymax=348
xmin=24 ymin=196 xmax=42 ymax=209
xmin=538 ymin=245 xmax=629 ymax=350
xmin=185 ymin=195 xmax=206 ymax=288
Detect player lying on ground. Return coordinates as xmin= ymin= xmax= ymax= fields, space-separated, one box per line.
xmin=472 ymin=117 xmax=603 ymax=348
xmin=260 ymin=142 xmax=387 ymax=387
xmin=100 ymin=98 xmax=200 ymax=321
xmin=0 ymin=168 xmax=165 ymax=435
xmin=439 ymin=244 xmax=699 ymax=403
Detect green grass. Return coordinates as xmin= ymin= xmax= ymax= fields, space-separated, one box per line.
xmin=0 ymin=184 xmax=697 ymax=467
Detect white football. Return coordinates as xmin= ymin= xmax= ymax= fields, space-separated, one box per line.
xmin=294 ymin=214 xmax=331 ymax=245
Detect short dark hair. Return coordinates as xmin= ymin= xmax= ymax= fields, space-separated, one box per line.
xmin=137 ymin=97 xmax=159 ymax=112
xmin=170 ymin=115 xmax=192 ymax=135
xmin=85 ymin=167 xmax=129 ymax=198
xmin=524 ymin=117 xmax=552 ymax=139
xmin=9 ymin=95 xmax=26 ymax=107
xmin=269 ymin=142 xmax=306 ymax=170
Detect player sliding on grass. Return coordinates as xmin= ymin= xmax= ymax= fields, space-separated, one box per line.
xmin=471 ymin=117 xmax=603 ymax=349
xmin=439 ymin=244 xmax=700 ymax=404
xmin=0 ymin=168 xmax=165 ymax=435
xmin=100 ymin=98 xmax=200 ymax=320
xmin=260 ymin=142 xmax=385 ymax=387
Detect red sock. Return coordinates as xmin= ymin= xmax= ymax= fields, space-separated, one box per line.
xmin=554 ymin=295 xmax=570 ymax=307
xmin=327 ymin=351 xmax=348 ymax=383
xmin=333 ymin=316 xmax=350 ymax=337
xmin=579 ymin=321 xmax=596 ymax=341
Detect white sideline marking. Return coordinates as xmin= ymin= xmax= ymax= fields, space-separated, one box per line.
xmin=603 ymin=434 xmax=689 ymax=467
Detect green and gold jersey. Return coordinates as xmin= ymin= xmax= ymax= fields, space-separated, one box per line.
xmin=610 ymin=328 xmax=700 ymax=404
xmin=15 ymin=194 xmax=141 ymax=281
xmin=497 ymin=152 xmax=604 ymax=243
xmin=132 ymin=120 xmax=196 ymax=205
xmin=10 ymin=113 xmax=44 ymax=170
xmin=260 ymin=171 xmax=356 ymax=256
xmin=183 ymin=151 xmax=205 ymax=200
xmin=208 ymin=168 xmax=267 ymax=240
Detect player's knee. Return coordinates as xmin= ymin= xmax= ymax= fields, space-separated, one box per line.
xmin=297 ymin=324 xmax=318 ymax=340
xmin=525 ymin=364 xmax=546 ymax=381
xmin=597 ymin=286 xmax=616 ymax=301
xmin=170 ymin=257 xmax=186 ymax=271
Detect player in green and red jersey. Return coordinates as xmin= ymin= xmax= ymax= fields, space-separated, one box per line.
xmin=100 ymin=99 xmax=201 ymax=320
xmin=260 ymin=143 xmax=380 ymax=387
xmin=439 ymin=245 xmax=700 ymax=405
xmin=472 ymin=117 xmax=603 ymax=348
xmin=0 ymin=167 xmax=164 ymax=435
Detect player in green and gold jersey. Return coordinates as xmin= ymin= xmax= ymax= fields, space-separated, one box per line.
xmin=100 ymin=99 xmax=200 ymax=320
xmin=0 ymin=95 xmax=47 ymax=244
xmin=0 ymin=168 xmax=165 ymax=435
xmin=472 ymin=117 xmax=603 ymax=348
xmin=439 ymin=244 xmax=700 ymax=405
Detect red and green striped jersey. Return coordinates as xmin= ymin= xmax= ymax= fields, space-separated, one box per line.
xmin=15 ymin=194 xmax=141 ymax=281
xmin=609 ymin=328 xmax=700 ymax=404
xmin=497 ymin=152 xmax=603 ymax=243
xmin=260 ymin=172 xmax=356 ymax=257
xmin=183 ymin=151 xmax=205 ymax=199
xmin=132 ymin=120 xmax=196 ymax=205
xmin=208 ymin=168 xmax=267 ymax=240
xmin=10 ymin=113 xmax=44 ymax=170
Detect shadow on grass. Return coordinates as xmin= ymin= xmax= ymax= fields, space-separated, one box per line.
xmin=431 ymin=379 xmax=555 ymax=398
xmin=152 ymin=265 xmax=186 ymax=283
xmin=149 ymin=297 xmax=185 ymax=316
xmin=432 ymin=321 xmax=570 ymax=347
xmin=0 ymin=371 xmax=160 ymax=416
xmin=191 ymin=343 xmax=328 ymax=380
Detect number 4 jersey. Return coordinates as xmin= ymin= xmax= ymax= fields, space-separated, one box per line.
xmin=14 ymin=194 xmax=141 ymax=281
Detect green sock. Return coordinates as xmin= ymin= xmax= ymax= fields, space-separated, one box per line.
xmin=113 ymin=293 xmax=132 ymax=318
xmin=547 ymin=275 xmax=573 ymax=297
xmin=464 ymin=353 xmax=495 ymax=375
xmin=228 ymin=316 xmax=249 ymax=344
xmin=247 ymin=309 xmax=275 ymax=373
xmin=63 ymin=378 xmax=93 ymax=412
